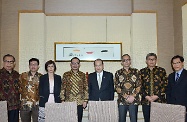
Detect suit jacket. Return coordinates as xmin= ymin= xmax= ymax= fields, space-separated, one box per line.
xmin=88 ymin=70 xmax=114 ymax=101
xmin=39 ymin=73 xmax=62 ymax=107
xmin=166 ymin=69 xmax=187 ymax=109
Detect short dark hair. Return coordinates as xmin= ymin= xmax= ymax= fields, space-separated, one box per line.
xmin=3 ymin=54 xmax=15 ymax=62
xmin=171 ymin=55 xmax=184 ymax=64
xmin=121 ymin=54 xmax=131 ymax=60
xmin=94 ymin=59 xmax=103 ymax=65
xmin=146 ymin=53 xmax=157 ymax=60
xmin=45 ymin=60 xmax=56 ymax=72
xmin=71 ymin=57 xmax=80 ymax=63
xmin=29 ymin=58 xmax=39 ymax=65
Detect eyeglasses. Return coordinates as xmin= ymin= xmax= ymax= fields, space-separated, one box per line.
xmin=71 ymin=62 xmax=80 ymax=65
xmin=4 ymin=60 xmax=15 ymax=64
xmin=147 ymin=58 xmax=156 ymax=61
xmin=172 ymin=61 xmax=181 ymax=65
xmin=122 ymin=59 xmax=131 ymax=62
xmin=29 ymin=63 xmax=39 ymax=66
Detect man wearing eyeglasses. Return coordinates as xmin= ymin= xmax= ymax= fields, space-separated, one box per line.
xmin=0 ymin=54 xmax=20 ymax=122
xmin=60 ymin=57 xmax=88 ymax=122
xmin=140 ymin=53 xmax=168 ymax=122
xmin=88 ymin=59 xmax=114 ymax=101
xmin=19 ymin=58 xmax=42 ymax=122
xmin=115 ymin=54 xmax=141 ymax=122
xmin=166 ymin=55 xmax=187 ymax=122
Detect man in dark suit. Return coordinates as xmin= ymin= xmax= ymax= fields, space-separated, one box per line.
xmin=166 ymin=55 xmax=187 ymax=122
xmin=88 ymin=59 xmax=114 ymax=101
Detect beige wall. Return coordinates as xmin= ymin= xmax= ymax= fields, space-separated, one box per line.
xmin=19 ymin=13 xmax=157 ymax=73
xmin=0 ymin=0 xmax=43 ymax=69
xmin=173 ymin=0 xmax=187 ymax=55
xmin=182 ymin=4 xmax=187 ymax=68
xmin=44 ymin=0 xmax=132 ymax=15
xmin=131 ymin=13 xmax=157 ymax=69
xmin=0 ymin=0 xmax=186 ymax=73
xmin=133 ymin=0 xmax=174 ymax=74
xmin=19 ymin=13 xmax=46 ymax=73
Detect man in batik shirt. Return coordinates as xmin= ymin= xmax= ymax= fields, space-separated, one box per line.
xmin=19 ymin=58 xmax=42 ymax=122
xmin=140 ymin=53 xmax=167 ymax=122
xmin=60 ymin=57 xmax=88 ymax=122
xmin=0 ymin=54 xmax=20 ymax=122
xmin=115 ymin=54 xmax=141 ymax=122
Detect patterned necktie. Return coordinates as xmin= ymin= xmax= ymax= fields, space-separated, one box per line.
xmin=70 ymin=73 xmax=81 ymax=95
xmin=175 ymin=73 xmax=180 ymax=82
xmin=98 ymin=73 xmax=102 ymax=89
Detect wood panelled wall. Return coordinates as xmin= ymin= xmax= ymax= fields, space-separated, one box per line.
xmin=173 ymin=0 xmax=187 ymax=55
xmin=44 ymin=0 xmax=132 ymax=15
xmin=133 ymin=0 xmax=174 ymax=73
xmin=0 ymin=0 xmax=43 ymax=69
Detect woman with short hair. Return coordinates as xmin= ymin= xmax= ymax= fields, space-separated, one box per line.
xmin=38 ymin=60 xmax=62 ymax=122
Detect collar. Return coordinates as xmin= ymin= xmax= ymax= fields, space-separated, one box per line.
xmin=28 ymin=71 xmax=39 ymax=76
xmin=96 ymin=71 xmax=103 ymax=76
xmin=146 ymin=66 xmax=158 ymax=71
xmin=70 ymin=70 xmax=80 ymax=74
xmin=122 ymin=67 xmax=132 ymax=70
xmin=176 ymin=68 xmax=184 ymax=75
xmin=1 ymin=67 xmax=14 ymax=74
xmin=122 ymin=67 xmax=132 ymax=73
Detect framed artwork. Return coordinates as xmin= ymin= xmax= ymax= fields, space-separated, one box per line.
xmin=54 ymin=42 xmax=122 ymax=62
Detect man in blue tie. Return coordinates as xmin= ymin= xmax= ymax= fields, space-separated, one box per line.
xmin=166 ymin=55 xmax=187 ymax=122
xmin=175 ymin=72 xmax=180 ymax=82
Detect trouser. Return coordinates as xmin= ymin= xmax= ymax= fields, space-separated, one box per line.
xmin=8 ymin=109 xmax=19 ymax=122
xmin=38 ymin=107 xmax=45 ymax=122
xmin=119 ymin=105 xmax=138 ymax=122
xmin=142 ymin=105 xmax=150 ymax=122
xmin=20 ymin=105 xmax=39 ymax=122
xmin=77 ymin=105 xmax=83 ymax=122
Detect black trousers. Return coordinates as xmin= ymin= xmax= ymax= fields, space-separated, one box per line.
xmin=8 ymin=109 xmax=19 ymax=122
xmin=142 ymin=105 xmax=150 ymax=122
xmin=77 ymin=105 xmax=83 ymax=122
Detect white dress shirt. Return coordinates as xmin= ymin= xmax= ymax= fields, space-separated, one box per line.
xmin=97 ymin=71 xmax=103 ymax=89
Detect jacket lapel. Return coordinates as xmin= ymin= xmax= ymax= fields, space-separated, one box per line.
xmin=100 ymin=71 xmax=106 ymax=91
xmin=46 ymin=74 xmax=50 ymax=95
xmin=54 ymin=74 xmax=57 ymax=94
xmin=175 ymin=69 xmax=185 ymax=84
xmin=94 ymin=72 xmax=100 ymax=90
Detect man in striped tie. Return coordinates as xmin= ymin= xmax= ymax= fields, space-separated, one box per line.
xmin=166 ymin=55 xmax=187 ymax=122
xmin=60 ymin=57 xmax=88 ymax=122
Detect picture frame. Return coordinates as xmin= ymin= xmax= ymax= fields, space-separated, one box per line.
xmin=54 ymin=42 xmax=122 ymax=62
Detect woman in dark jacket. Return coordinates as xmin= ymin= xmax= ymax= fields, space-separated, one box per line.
xmin=38 ymin=60 xmax=62 ymax=122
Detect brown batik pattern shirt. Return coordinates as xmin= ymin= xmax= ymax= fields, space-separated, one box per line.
xmin=60 ymin=70 xmax=88 ymax=105
xmin=0 ymin=68 xmax=20 ymax=110
xmin=115 ymin=68 xmax=141 ymax=105
xmin=19 ymin=71 xmax=42 ymax=110
xmin=140 ymin=66 xmax=168 ymax=105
